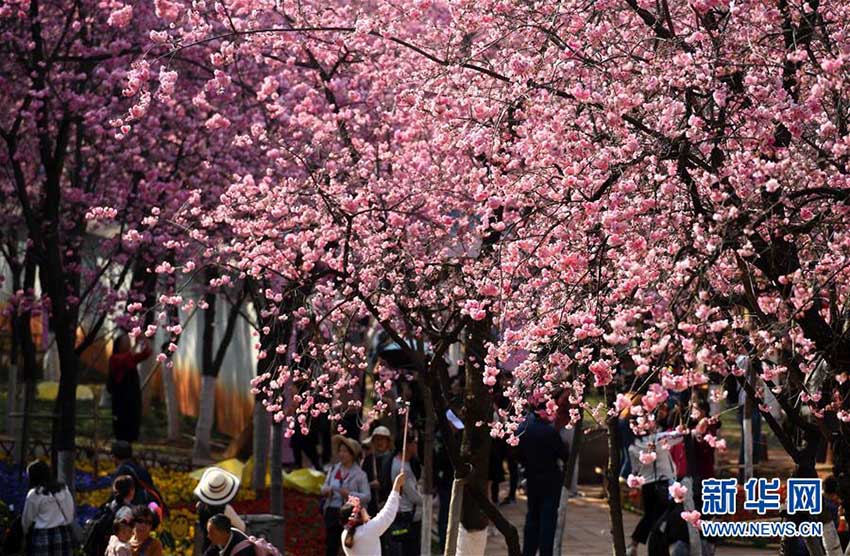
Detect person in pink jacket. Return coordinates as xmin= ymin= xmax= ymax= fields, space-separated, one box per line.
xmin=339 ymin=473 xmax=406 ymax=556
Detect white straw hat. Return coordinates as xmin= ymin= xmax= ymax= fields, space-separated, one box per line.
xmin=193 ymin=467 xmax=240 ymax=506
xmin=364 ymin=426 xmax=392 ymax=445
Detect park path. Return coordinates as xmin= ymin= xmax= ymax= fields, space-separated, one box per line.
xmin=480 ymin=485 xmax=772 ymax=556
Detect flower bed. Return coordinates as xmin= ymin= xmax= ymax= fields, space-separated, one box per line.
xmin=0 ymin=459 xmax=324 ymax=556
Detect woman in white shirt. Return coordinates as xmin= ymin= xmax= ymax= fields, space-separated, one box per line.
xmin=340 ymin=473 xmax=405 ymax=556
xmin=22 ymin=460 xmax=76 ymax=556
xmin=626 ymin=422 xmax=685 ymax=556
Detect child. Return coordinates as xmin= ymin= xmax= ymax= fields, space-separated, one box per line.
xmin=106 ymin=508 xmax=135 ymax=556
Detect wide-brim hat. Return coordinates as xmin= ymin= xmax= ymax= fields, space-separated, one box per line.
xmin=194 ymin=467 xmax=240 ymax=506
xmin=364 ymin=426 xmax=392 ymax=446
xmin=332 ymin=435 xmax=362 ymax=461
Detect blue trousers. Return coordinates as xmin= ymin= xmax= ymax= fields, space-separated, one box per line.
xmin=523 ymin=477 xmax=561 ymax=556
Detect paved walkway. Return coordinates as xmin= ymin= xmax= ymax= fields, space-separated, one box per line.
xmin=480 ymin=486 xmax=773 ymax=556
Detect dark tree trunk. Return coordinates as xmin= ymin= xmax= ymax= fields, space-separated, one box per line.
xmin=460 ymin=320 xmax=492 ymax=533
xmin=12 ymin=251 xmax=39 ymax=472
xmin=269 ymin=419 xmax=284 ymax=548
xmin=42 ymin=237 xmax=80 ymax=488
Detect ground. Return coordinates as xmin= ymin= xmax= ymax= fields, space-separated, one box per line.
xmin=485 ymin=485 xmax=772 ymax=556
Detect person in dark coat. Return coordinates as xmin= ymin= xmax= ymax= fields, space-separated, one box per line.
xmin=204 ymin=515 xmax=255 ymax=556
xmin=111 ymin=441 xmax=165 ymax=510
xmin=518 ymin=408 xmax=568 ymax=556
xmin=362 ymin=426 xmax=394 ymax=516
xmin=107 ymin=335 xmax=152 ymax=443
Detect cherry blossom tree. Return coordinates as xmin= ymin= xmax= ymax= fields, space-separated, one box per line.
xmin=125 ymin=0 xmax=850 ymax=554
xmin=0 ymin=0 xmax=265 ymax=484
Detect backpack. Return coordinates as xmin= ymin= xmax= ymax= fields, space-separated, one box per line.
xmin=81 ymin=501 xmax=118 ymax=556
xmin=117 ymin=462 xmax=168 ymax=517
xmin=233 ymin=536 xmax=283 ymax=556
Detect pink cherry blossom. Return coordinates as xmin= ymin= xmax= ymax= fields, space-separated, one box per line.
xmin=107 ymin=5 xmax=133 ymax=28
xmin=680 ymin=510 xmax=701 ymax=528
xmin=626 ymin=474 xmax=646 ymax=489
xmin=639 ymin=450 xmax=657 ymax=465
xmin=668 ymin=482 xmax=688 ymax=503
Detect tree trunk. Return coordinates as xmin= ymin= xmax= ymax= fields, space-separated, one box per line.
xmin=248 ymin=281 xmax=282 ymax=491
xmin=444 ymin=477 xmax=465 ymax=556
xmin=194 ymin=280 xmax=218 ymax=464
xmin=604 ymin=384 xmax=627 ymax=556
xmin=39 ymin=216 xmax=81 ymax=488
xmin=420 ymin=342 xmax=520 ymax=556
xmin=270 ymin=419 xmax=284 ymax=549
xmin=162 ymin=362 xmax=181 ymax=441
xmin=252 ymin=399 xmax=270 ymax=492
xmin=460 ymin=322 xmax=492 ymax=535
xmin=456 ymin=527 xmax=487 ymax=556
xmin=193 ymin=375 xmax=217 ymax=464
xmin=742 ymin=360 xmax=755 ymax=481
xmin=13 ymin=254 xmax=38 ymax=471
xmin=52 ymin=313 xmax=79 ymax=490
xmin=421 ymin=380 xmax=436 ymax=556
xmin=7 ymin=364 xmax=19 ymax=437
xmin=554 ymin=421 xmax=584 ymax=555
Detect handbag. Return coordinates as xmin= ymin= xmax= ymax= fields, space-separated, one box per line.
xmin=53 ymin=491 xmax=84 ymax=545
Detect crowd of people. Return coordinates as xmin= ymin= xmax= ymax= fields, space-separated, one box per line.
xmin=319 ymin=429 xmax=423 ymax=556
xmin=308 ymin=376 xmax=576 ymax=556
xmin=7 ymin=442 xmax=167 ymax=556
xmin=618 ymin=391 xmax=721 ymax=556
xmin=5 ymin=440 xmax=284 ymax=556
xmin=9 ymin=330 xmax=835 ymax=556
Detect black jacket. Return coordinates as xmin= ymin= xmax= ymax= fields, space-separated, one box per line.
xmin=518 ymin=412 xmax=568 ymax=484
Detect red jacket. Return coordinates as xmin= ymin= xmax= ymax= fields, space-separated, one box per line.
xmin=107 ymin=345 xmax=152 ymax=392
